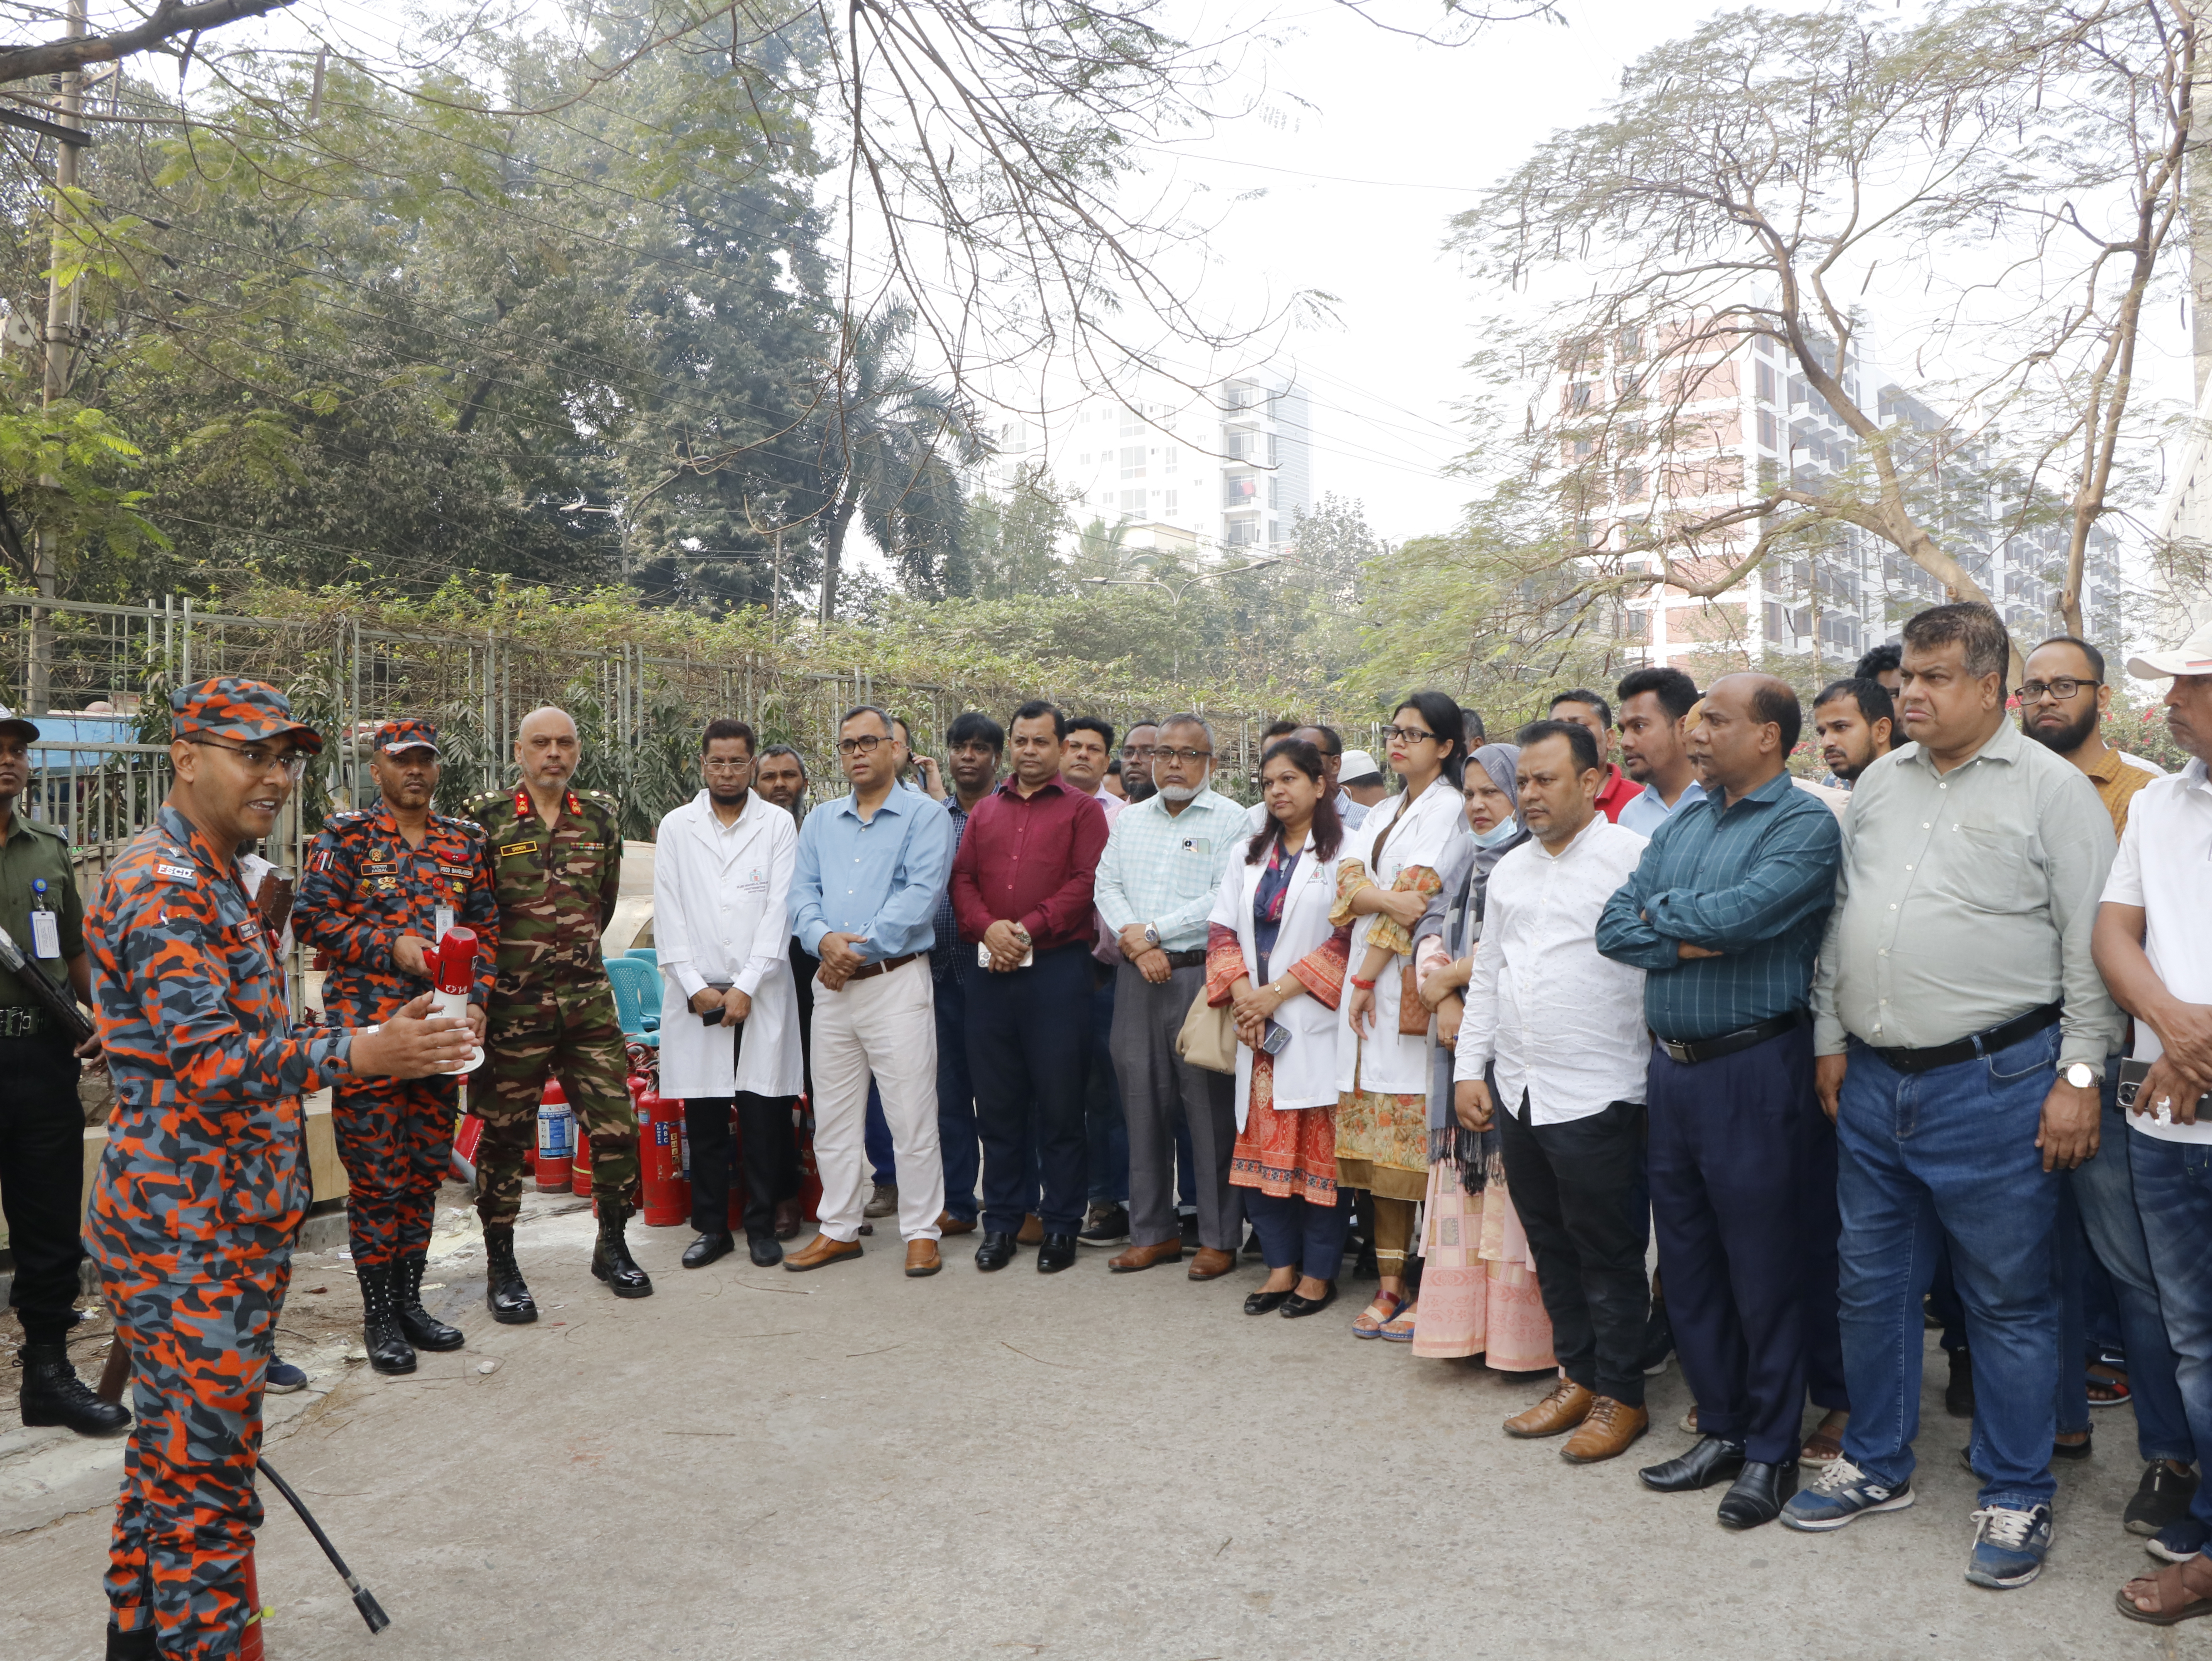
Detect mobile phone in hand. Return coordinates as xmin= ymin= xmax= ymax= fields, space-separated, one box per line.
xmin=1260 ymin=1020 xmax=1292 ymax=1055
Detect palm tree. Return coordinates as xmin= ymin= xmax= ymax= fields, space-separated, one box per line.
xmin=805 ymin=304 xmax=986 ymax=623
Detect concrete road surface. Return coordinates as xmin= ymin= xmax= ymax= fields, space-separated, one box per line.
xmin=0 ymin=1197 xmax=2190 ymax=1659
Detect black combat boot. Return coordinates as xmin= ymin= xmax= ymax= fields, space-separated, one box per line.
xmin=483 ymin=1228 xmax=538 ymax=1323
xmin=358 ymin=1265 xmax=417 ymax=1375
xmin=590 ymin=1204 xmax=654 ymax=1299
xmin=19 ymin=1342 xmax=130 ymax=1436
xmin=103 ymin=1622 xmax=156 ymax=1659
xmin=393 ymin=1251 xmax=465 ymax=1352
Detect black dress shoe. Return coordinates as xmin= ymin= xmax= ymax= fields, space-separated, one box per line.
xmin=1036 ymin=1233 xmax=1078 ymax=1274
xmin=748 ymin=1235 xmax=783 ymax=1268
xmin=975 ymin=1231 xmax=1018 ymax=1272
xmin=1716 ymin=1459 xmax=1798 ymax=1529
xmin=682 ymin=1232 xmax=736 ymax=1269
xmin=1281 ymin=1281 xmax=1338 ymax=1318
xmin=1245 ymin=1288 xmax=1293 ymax=1316
xmin=1638 ymin=1434 xmax=1746 ymax=1493
xmin=17 ymin=1344 xmax=130 ymax=1436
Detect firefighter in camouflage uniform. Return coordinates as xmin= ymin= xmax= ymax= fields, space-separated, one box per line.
xmin=468 ymin=704 xmax=651 ymax=1319
xmin=84 ymin=679 xmax=468 ymax=1661
xmin=293 ymin=717 xmax=499 ymax=1375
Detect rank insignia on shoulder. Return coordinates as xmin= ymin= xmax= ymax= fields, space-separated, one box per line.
xmin=155 ymin=862 xmax=197 ymax=882
xmin=499 ymin=840 xmax=539 ymax=857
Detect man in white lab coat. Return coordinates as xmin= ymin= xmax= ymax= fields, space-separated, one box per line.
xmin=653 ymin=719 xmax=805 ymax=1269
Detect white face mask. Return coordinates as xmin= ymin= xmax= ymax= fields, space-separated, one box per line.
xmin=1471 ymin=813 xmax=1518 ymax=848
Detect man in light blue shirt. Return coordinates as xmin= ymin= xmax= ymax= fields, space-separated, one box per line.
xmin=1616 ymin=666 xmax=1706 ymax=838
xmin=786 ymin=705 xmax=958 ymax=1275
xmin=1094 ymin=715 xmax=1251 ymax=1273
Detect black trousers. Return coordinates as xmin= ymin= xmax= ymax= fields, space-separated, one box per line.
xmin=967 ymin=943 xmax=1092 ymax=1237
xmin=1499 ymin=1093 xmax=1651 ymax=1407
xmin=0 ymin=1033 xmax=87 ymax=1345
xmin=788 ymin=938 xmax=819 ymax=1105
xmin=686 ymin=1094 xmax=799 ymax=1240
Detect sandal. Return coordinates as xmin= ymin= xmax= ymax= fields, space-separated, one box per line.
xmin=2118 ymin=1561 xmax=2212 ymax=1626
xmin=1379 ymin=1301 xmax=1420 ymax=1343
xmin=1351 ymin=1291 xmax=1406 ymax=1338
xmin=1800 ymin=1411 xmax=1848 ymax=1465
xmin=2090 ymin=1362 xmax=2133 ymax=1408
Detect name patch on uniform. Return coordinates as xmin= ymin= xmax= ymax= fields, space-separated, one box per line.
xmin=362 ymin=862 xmax=396 ymax=875
xmin=437 ymin=864 xmax=473 ymax=878
xmin=499 ymin=840 xmax=539 ymax=857
xmin=155 ymin=862 xmax=197 ymax=882
xmin=238 ymin=919 xmax=262 ymax=941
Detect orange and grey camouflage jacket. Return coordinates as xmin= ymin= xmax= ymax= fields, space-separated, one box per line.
xmin=84 ymin=805 xmax=350 ymax=1272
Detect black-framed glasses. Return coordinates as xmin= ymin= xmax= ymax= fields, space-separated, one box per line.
xmin=1383 ymin=725 xmax=1436 ymax=744
xmin=836 ymin=734 xmax=886 ymax=756
xmin=2020 ymin=677 xmax=2099 ymax=703
xmin=190 ymin=738 xmax=308 ymax=781
xmin=1155 ymin=746 xmax=1214 ymax=764
xmin=702 ymin=757 xmax=753 ymax=774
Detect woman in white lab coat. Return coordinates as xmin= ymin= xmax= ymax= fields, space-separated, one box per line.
xmin=1203 ymin=739 xmax=1353 ymax=1318
xmin=1331 ymin=691 xmax=1469 ymax=1336
xmin=652 ymin=753 xmax=804 ymax=1264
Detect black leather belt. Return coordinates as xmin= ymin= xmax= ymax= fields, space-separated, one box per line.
xmin=1865 ymin=1000 xmax=2062 ymax=1075
xmin=1162 ymin=948 xmax=1206 ymax=970
xmin=1657 ymin=1010 xmax=1805 ymax=1066
xmin=845 ymin=952 xmax=918 ymax=983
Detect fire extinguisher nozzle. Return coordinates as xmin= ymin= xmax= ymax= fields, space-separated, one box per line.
xmin=353 ymin=1585 xmax=391 ymax=1634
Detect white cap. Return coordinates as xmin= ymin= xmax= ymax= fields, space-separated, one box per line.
xmin=2127 ymin=618 xmax=2212 ymax=681
xmin=1338 ymin=747 xmax=1384 ymax=783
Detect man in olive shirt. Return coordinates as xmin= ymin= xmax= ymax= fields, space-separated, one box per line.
xmin=1786 ymin=605 xmax=2121 ymax=1593
xmin=0 ymin=706 xmax=126 ymax=1437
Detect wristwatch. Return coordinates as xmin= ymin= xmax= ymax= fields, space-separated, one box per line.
xmin=2060 ymin=1062 xmax=2098 ymax=1090
xmin=1142 ymin=923 xmax=1160 ymax=949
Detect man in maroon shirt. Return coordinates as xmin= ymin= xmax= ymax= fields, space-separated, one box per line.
xmin=951 ymin=700 xmax=1111 ymax=1274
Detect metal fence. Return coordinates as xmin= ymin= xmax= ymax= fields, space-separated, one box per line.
xmin=1 ymin=593 xmax=1307 ymax=867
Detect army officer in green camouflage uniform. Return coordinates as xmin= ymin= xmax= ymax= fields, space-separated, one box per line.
xmin=469 ymin=705 xmax=651 ymax=1317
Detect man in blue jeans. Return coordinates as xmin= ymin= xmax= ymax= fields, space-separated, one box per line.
xmin=1786 ymin=603 xmax=2121 ymax=1592
xmin=2094 ymin=621 xmax=2212 ymax=1622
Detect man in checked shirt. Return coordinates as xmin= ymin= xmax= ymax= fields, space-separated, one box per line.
xmin=85 ymin=678 xmax=468 ymax=1661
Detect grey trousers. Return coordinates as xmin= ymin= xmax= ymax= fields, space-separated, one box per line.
xmin=1113 ymin=959 xmax=1241 ymax=1251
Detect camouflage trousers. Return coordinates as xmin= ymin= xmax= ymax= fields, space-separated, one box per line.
xmin=332 ymin=1074 xmax=460 ymax=1269
xmin=476 ymin=980 xmax=638 ymax=1229
xmin=100 ymin=1247 xmax=288 ymax=1659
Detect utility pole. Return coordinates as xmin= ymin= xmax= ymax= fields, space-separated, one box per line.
xmin=770 ymin=525 xmax=783 ymax=646
xmin=30 ymin=0 xmax=88 ymax=717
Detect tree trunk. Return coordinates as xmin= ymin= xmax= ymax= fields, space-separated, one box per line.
xmin=818 ymin=492 xmax=859 ymax=627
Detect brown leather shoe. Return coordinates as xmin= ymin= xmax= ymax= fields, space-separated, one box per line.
xmin=1187 ymin=1247 xmax=1235 ymax=1281
xmin=1503 ymin=1378 xmax=1594 ymax=1439
xmin=1017 ymin=1213 xmax=1044 ymax=1246
xmin=1108 ymin=1238 xmax=1184 ymax=1273
xmin=783 ymin=1233 xmax=863 ymax=1273
xmin=773 ymin=1199 xmax=802 ymax=1241
xmin=1561 ymin=1396 xmax=1649 ymax=1464
xmin=936 ymin=1213 xmax=976 ymax=1237
xmin=904 ymin=1240 xmax=942 ymax=1278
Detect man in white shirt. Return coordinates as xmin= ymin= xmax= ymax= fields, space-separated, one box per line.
xmin=2095 ymin=620 xmax=2212 ymax=1620
xmin=1455 ymin=720 xmax=1652 ymax=1465
xmin=651 ymin=720 xmax=805 ymax=1269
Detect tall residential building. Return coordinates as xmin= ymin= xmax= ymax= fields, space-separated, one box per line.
xmin=989 ymin=371 xmax=1313 ymax=556
xmin=1565 ymin=318 xmax=2121 ymax=669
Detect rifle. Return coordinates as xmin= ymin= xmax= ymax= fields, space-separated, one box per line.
xmin=0 ymin=925 xmax=95 ymax=1046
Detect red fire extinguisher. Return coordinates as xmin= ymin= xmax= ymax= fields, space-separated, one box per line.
xmin=638 ymin=1079 xmax=690 ymax=1227
xmin=239 ymin=1548 xmax=266 ymax=1661
xmin=536 ymin=1079 xmax=573 ymax=1192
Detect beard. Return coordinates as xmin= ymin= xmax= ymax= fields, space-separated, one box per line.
xmin=1157 ymin=781 xmax=1202 ymax=802
xmin=2025 ymin=704 xmax=2099 ymax=756
xmin=708 ymin=783 xmax=750 ymax=807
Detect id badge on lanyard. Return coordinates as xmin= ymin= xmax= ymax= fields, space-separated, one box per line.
xmin=29 ymin=878 xmax=59 ymax=958
xmin=435 ymin=905 xmax=455 ymax=941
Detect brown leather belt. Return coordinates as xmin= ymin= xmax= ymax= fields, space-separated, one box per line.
xmin=844 ymin=952 xmax=918 ymax=983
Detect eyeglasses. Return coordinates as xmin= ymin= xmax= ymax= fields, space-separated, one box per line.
xmin=1122 ymin=743 xmax=1157 ymax=757
xmin=2019 ymin=677 xmax=2099 ymax=703
xmin=190 ymin=738 xmax=308 ymax=781
xmin=1383 ymin=725 xmax=1436 ymax=745
xmin=836 ymin=734 xmax=886 ymax=756
xmin=702 ymin=758 xmax=752 ymax=774
xmin=1155 ymin=746 xmax=1214 ymax=764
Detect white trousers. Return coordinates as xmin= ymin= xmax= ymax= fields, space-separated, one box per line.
xmin=810 ymin=955 xmax=945 ymax=1242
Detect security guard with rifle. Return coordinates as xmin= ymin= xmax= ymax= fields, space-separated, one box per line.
xmin=0 ymin=703 xmax=125 ymax=1438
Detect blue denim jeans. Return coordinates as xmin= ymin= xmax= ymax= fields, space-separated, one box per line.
xmin=2059 ymin=1059 xmax=2194 ymax=1463
xmin=1835 ymin=1025 xmax=2063 ymax=1510
xmin=2128 ymin=1125 xmax=2212 ymax=1533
